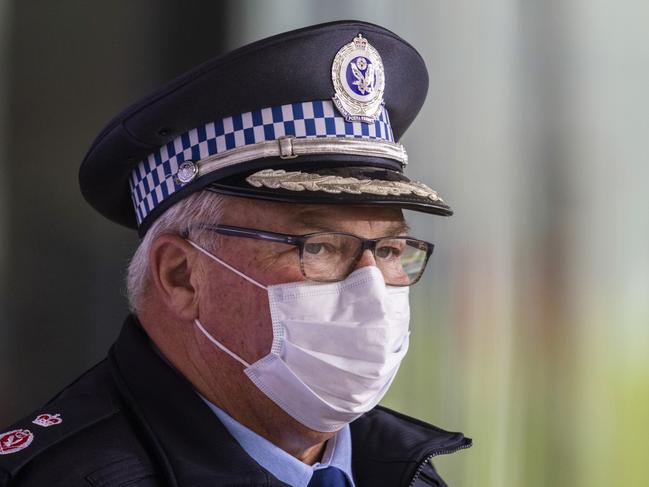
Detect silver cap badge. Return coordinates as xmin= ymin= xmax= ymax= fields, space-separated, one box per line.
xmin=331 ymin=34 xmax=385 ymax=123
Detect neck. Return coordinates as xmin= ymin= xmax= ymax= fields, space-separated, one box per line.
xmin=297 ymin=441 xmax=328 ymax=465
xmin=203 ymin=376 xmax=332 ymax=464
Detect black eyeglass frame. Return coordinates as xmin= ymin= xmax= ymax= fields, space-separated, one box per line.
xmin=182 ymin=223 xmax=434 ymax=286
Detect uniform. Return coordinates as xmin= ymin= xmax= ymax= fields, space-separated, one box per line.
xmin=2 ymin=20 xmax=471 ymax=486
xmin=0 ymin=317 xmax=470 ymax=486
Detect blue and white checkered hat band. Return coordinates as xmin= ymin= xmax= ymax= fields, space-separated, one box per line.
xmin=129 ymin=99 xmax=395 ymax=226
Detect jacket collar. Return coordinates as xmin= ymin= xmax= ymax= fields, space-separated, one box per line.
xmin=110 ymin=315 xmax=470 ymax=487
xmin=110 ymin=315 xmax=289 ymax=486
xmin=351 ymin=407 xmax=471 ymax=485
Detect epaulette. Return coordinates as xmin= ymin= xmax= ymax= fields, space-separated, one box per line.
xmin=0 ymin=365 xmax=120 ymax=481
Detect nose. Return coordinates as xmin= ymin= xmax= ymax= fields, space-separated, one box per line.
xmin=354 ymin=249 xmax=377 ymax=269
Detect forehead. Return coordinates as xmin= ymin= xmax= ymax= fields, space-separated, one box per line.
xmin=221 ymin=196 xmax=407 ymax=234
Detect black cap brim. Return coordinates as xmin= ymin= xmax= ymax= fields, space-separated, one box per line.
xmin=209 ymin=164 xmax=452 ymax=216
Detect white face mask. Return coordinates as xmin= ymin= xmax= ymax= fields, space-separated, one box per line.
xmin=188 ymin=240 xmax=411 ymax=433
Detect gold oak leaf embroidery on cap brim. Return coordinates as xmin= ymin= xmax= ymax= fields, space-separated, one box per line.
xmin=245 ymin=169 xmax=442 ymax=202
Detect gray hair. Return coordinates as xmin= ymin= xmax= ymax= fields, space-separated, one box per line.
xmin=126 ymin=191 xmax=227 ymax=313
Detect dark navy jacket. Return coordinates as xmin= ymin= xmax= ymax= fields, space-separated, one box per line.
xmin=0 ymin=316 xmax=471 ymax=486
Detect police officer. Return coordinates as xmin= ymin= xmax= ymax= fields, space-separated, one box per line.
xmin=0 ymin=20 xmax=470 ymax=486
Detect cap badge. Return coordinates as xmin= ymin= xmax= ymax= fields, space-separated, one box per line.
xmin=0 ymin=429 xmax=34 ymax=455
xmin=32 ymin=413 xmax=63 ymax=427
xmin=332 ymin=34 xmax=385 ymax=123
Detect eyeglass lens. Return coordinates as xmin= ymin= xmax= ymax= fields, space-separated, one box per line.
xmin=301 ymin=234 xmax=429 ymax=285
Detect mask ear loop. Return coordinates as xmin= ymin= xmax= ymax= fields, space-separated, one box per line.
xmin=194 ymin=319 xmax=250 ymax=368
xmin=187 ymin=239 xmax=267 ymax=290
xmin=187 ymin=239 xmax=269 ymax=369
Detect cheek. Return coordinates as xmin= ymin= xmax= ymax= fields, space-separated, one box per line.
xmin=196 ymin=240 xmax=303 ymax=362
xmin=199 ymin=270 xmax=274 ymax=363
xmin=254 ymin=249 xmax=306 ymax=286
xmin=264 ymin=263 xmax=305 ymax=286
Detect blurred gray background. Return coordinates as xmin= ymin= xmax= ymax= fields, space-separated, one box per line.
xmin=1 ymin=1 xmax=648 ymax=486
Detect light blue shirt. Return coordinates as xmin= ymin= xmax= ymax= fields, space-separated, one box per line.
xmin=201 ymin=397 xmax=356 ymax=487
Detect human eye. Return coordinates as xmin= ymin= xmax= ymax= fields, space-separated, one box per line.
xmin=304 ymin=240 xmax=338 ymax=256
xmin=375 ymin=246 xmax=399 ymax=260
xmin=304 ymin=242 xmax=326 ymax=255
xmin=375 ymin=239 xmax=406 ymax=260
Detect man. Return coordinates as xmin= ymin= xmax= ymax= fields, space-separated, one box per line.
xmin=0 ymin=20 xmax=470 ymax=486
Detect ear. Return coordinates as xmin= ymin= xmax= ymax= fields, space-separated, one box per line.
xmin=148 ymin=234 xmax=201 ymax=321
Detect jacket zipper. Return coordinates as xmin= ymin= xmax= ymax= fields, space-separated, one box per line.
xmin=407 ymin=443 xmax=472 ymax=487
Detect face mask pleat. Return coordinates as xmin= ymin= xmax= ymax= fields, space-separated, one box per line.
xmin=281 ymin=319 xmax=408 ymax=362
xmin=244 ymin=355 xmax=368 ymax=432
xmin=282 ymin=334 xmax=409 ymax=383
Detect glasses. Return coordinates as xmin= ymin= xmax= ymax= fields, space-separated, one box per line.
xmin=183 ymin=224 xmax=434 ymax=286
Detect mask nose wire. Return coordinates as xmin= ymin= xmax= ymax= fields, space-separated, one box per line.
xmin=186 ymin=239 xmax=268 ymax=290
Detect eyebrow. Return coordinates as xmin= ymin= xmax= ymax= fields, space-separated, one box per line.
xmin=295 ymin=210 xmax=411 ymax=235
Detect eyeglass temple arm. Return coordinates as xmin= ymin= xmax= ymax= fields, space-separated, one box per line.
xmin=191 ymin=224 xmax=300 ymax=245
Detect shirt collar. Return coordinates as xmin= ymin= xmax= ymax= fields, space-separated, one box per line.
xmin=201 ymin=396 xmax=355 ymax=487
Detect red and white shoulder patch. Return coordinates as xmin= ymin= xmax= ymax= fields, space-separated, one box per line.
xmin=0 ymin=429 xmax=34 ymax=455
xmin=32 ymin=413 xmax=63 ymax=427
